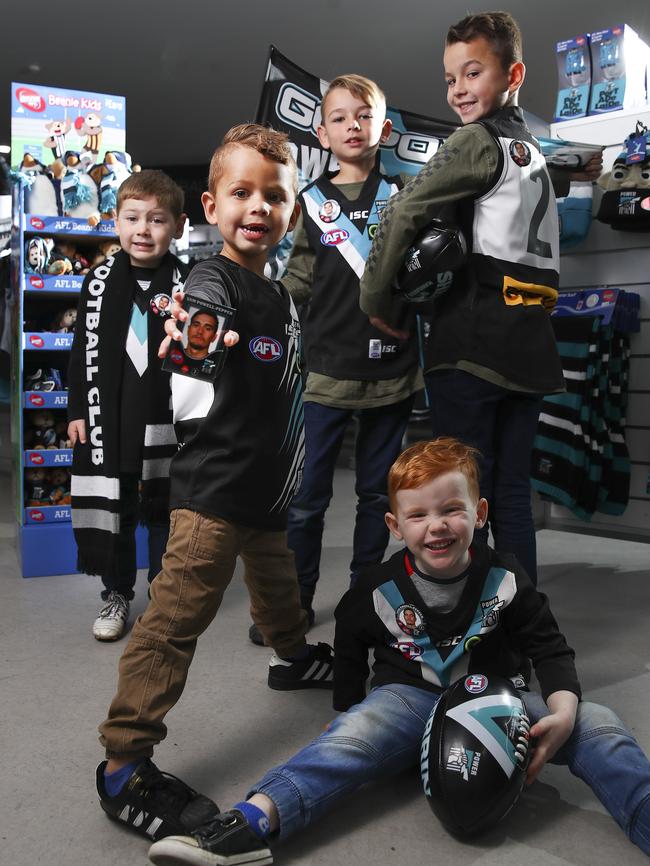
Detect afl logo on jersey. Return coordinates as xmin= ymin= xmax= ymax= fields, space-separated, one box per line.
xmin=320 ymin=228 xmax=350 ymax=246
xmin=250 ymin=336 xmax=283 ymax=362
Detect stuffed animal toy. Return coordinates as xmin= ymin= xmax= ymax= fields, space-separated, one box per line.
xmin=48 ymin=467 xmax=71 ymax=505
xmin=30 ymin=410 xmax=57 ymax=448
xmin=25 ymin=467 xmax=51 ymax=506
xmin=25 ymin=237 xmax=55 ymax=273
xmin=49 ymin=241 xmax=90 ymax=276
xmin=54 ymin=420 xmax=72 ymax=449
xmin=11 ymin=155 xmax=58 ymax=215
xmin=51 ymin=307 xmax=77 ymax=333
xmin=49 ymin=150 xmax=96 ymax=217
xmin=596 ymin=122 xmax=650 ymax=230
xmin=87 ymin=151 xmax=138 ymax=224
xmin=24 ymin=367 xmax=63 ymax=392
xmin=92 ymin=240 xmax=121 ymax=267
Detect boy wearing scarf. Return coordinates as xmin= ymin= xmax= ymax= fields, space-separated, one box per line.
xmin=67 ymin=170 xmax=187 ymax=641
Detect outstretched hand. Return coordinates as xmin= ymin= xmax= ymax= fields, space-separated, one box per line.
xmin=157 ymin=288 xmax=239 ymax=358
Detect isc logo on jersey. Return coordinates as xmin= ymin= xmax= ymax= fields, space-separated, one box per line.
xmin=250 ymin=336 xmax=283 ymax=362
xmin=320 ymin=229 xmax=350 ymax=246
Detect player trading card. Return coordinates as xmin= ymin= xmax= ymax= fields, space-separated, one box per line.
xmin=162 ymin=294 xmax=236 ymax=382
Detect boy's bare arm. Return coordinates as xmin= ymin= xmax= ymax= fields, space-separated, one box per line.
xmin=526 ymin=689 xmax=579 ymax=784
xmin=359 ymin=125 xmax=497 ymax=326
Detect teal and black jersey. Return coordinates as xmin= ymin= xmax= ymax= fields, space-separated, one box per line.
xmin=169 ymin=256 xmax=304 ymax=531
xmin=333 ymin=543 xmax=580 ymax=712
xmin=300 ymin=168 xmax=418 ymax=380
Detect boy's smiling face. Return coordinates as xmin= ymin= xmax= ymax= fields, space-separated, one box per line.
xmin=116 ymin=195 xmax=185 ymax=268
xmin=385 ymin=470 xmax=488 ymax=579
xmin=201 ymin=145 xmax=299 ymax=276
xmin=444 ymin=36 xmax=524 ymax=125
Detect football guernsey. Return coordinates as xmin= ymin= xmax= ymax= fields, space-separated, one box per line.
xmin=169 ymin=256 xmax=304 ymax=531
xmin=333 ymin=543 xmax=580 ymax=712
xmin=300 ymin=169 xmax=418 ymax=380
xmin=360 ymin=107 xmax=566 ymax=395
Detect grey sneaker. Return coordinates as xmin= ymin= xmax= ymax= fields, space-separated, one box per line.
xmin=93 ymin=591 xmax=130 ymax=641
xmin=148 ymin=809 xmax=272 ymax=865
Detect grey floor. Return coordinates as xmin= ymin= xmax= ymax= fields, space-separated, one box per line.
xmin=2 ymin=461 xmax=650 ymax=866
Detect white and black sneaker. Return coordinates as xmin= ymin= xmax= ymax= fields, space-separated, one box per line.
xmin=97 ymin=759 xmax=220 ymax=842
xmin=93 ymin=591 xmax=130 ymax=641
xmin=148 ymin=809 xmax=272 ymax=866
xmin=267 ymin=642 xmax=333 ymax=691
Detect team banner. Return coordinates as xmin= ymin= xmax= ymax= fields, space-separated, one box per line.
xmin=256 ymin=46 xmax=456 ymax=187
xmin=255 ymin=46 xmax=456 ymax=275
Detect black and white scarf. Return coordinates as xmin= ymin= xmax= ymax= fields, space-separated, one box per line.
xmin=70 ymin=249 xmax=186 ymax=576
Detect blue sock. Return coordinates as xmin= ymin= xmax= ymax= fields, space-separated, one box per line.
xmin=234 ymin=801 xmax=271 ymax=838
xmin=104 ymin=760 xmax=140 ymax=797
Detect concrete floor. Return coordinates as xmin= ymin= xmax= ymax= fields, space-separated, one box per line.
xmin=1 ymin=464 xmax=649 ymax=866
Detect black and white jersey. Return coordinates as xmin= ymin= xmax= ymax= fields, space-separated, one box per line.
xmin=169 ymin=256 xmax=304 ymax=531
xmin=426 ymin=107 xmax=565 ymax=394
xmin=333 ymin=543 xmax=580 ymax=712
xmin=471 ymin=109 xmax=560 ymax=302
xmin=300 ymin=169 xmax=418 ymax=380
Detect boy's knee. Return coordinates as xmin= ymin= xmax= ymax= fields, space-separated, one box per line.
xmin=573 ymin=701 xmax=627 ymax=739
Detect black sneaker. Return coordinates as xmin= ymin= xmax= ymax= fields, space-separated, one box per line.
xmin=97 ymin=759 xmax=220 ymax=841
xmin=248 ymin=607 xmax=315 ymax=647
xmin=267 ymin=641 xmax=333 ymax=690
xmin=148 ymin=809 xmax=273 ymax=865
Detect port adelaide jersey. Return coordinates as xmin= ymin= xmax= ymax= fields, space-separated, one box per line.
xmin=169 ymin=256 xmax=304 ymax=531
xmin=300 ymin=168 xmax=418 ymax=380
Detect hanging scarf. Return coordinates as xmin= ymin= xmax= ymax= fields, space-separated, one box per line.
xmin=70 ymin=248 xmax=187 ymax=576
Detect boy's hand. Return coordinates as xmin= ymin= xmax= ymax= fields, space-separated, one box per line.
xmin=156 ymin=288 xmax=240 ymax=358
xmin=526 ymin=691 xmax=578 ymax=785
xmin=569 ymin=152 xmax=603 ymax=183
xmin=68 ymin=419 xmax=86 ymax=445
xmin=369 ymin=315 xmax=410 ymax=341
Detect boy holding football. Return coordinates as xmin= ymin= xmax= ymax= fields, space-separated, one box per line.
xmin=359 ymin=11 xmax=601 ymax=585
xmin=148 ymin=437 xmax=650 ymax=865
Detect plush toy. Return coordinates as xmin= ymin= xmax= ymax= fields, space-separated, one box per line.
xmin=25 ymin=237 xmax=55 ymax=273
xmin=29 ymin=410 xmax=57 ymax=448
xmin=92 ymin=240 xmax=121 ymax=267
xmin=596 ymin=122 xmax=650 ymax=231
xmin=54 ymin=420 xmax=72 ymax=449
xmin=24 ymin=367 xmax=64 ymax=392
xmin=49 ymin=241 xmax=90 ymax=276
xmin=25 ymin=467 xmax=51 ymax=506
xmin=87 ymin=151 xmax=138 ymax=224
xmin=51 ymin=307 xmax=77 ymax=333
xmin=11 ymin=155 xmax=58 ymax=215
xmin=49 ymin=150 xmax=95 ymax=217
xmin=48 ymin=467 xmax=71 ymax=505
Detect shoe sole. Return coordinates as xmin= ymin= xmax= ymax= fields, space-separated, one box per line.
xmin=149 ymin=836 xmax=273 ymax=866
xmin=93 ymin=630 xmax=125 ymax=641
xmin=267 ymin=676 xmax=333 ymax=691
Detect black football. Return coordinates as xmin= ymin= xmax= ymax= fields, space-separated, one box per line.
xmin=394 ymin=218 xmax=467 ymax=305
xmin=420 ymin=674 xmax=531 ymax=837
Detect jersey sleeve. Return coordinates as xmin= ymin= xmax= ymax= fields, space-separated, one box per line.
xmin=333 ymin=585 xmax=374 ymax=711
xmin=359 ymin=124 xmax=499 ymax=321
xmin=182 ymin=258 xmax=234 ymax=308
xmin=279 ymin=209 xmax=315 ymax=306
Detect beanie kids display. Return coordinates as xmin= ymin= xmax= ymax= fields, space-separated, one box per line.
xmin=596 ymin=122 xmax=650 ymax=230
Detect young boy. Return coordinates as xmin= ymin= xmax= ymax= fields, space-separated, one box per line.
xmin=68 ymin=170 xmax=187 ymax=640
xmin=261 ymin=74 xmax=421 ymax=640
xmin=147 ymin=437 xmax=650 ymax=865
xmin=359 ymin=12 xmax=583 ymax=584
xmin=95 ymin=124 xmax=334 ymax=843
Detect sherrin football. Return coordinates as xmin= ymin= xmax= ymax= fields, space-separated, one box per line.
xmin=394 ymin=218 xmax=467 ymax=305
xmin=420 ymin=674 xmax=531 ymax=837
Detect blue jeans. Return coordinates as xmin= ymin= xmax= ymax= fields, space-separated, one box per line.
xmin=287 ymin=397 xmax=414 ymax=604
xmin=100 ymin=473 xmax=169 ymax=601
xmin=250 ymin=683 xmax=650 ymax=855
xmin=425 ymin=369 xmax=542 ymax=582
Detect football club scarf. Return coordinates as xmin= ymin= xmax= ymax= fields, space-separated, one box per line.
xmin=70 ymin=248 xmax=186 ymax=575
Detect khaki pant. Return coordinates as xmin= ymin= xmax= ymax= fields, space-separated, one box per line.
xmin=99 ymin=508 xmax=308 ymax=759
